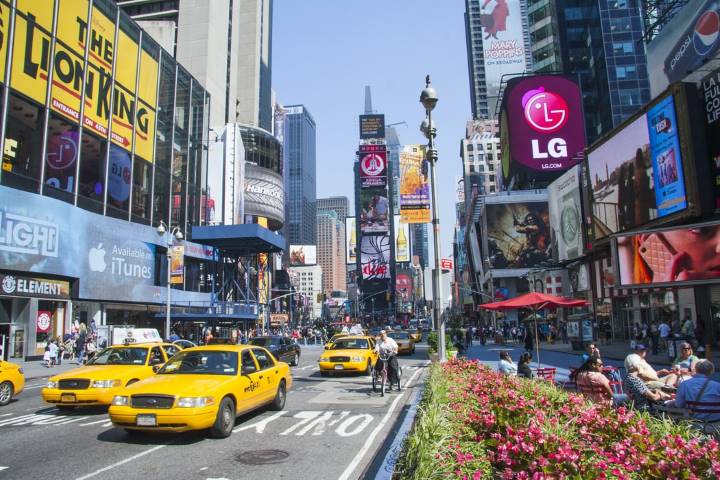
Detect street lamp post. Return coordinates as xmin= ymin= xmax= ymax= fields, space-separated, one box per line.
xmin=420 ymin=75 xmax=445 ymax=362
xmin=157 ymin=221 xmax=183 ymax=340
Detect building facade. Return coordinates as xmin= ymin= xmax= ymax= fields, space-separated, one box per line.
xmin=317 ymin=196 xmax=349 ymax=223
xmin=288 ymin=265 xmax=323 ymax=319
xmin=528 ymin=0 xmax=563 ymax=73
xmin=317 ymin=211 xmax=346 ymax=296
xmin=461 ymin=120 xmax=502 ymax=198
xmin=0 ymin=0 xmax=214 ymax=360
xmin=285 ymin=105 xmax=317 ymax=245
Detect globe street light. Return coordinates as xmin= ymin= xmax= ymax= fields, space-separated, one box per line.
xmin=419 ymin=75 xmax=445 ymax=362
xmin=157 ymin=221 xmax=183 ymax=340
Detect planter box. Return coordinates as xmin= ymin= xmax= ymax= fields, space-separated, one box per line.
xmin=428 ymin=352 xmax=440 ymax=363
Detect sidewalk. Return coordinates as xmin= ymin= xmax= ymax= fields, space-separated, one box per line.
xmin=6 ymin=359 xmax=82 ymax=381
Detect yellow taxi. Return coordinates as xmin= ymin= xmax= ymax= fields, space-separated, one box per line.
xmin=42 ymin=342 xmax=182 ymax=409
xmin=409 ymin=329 xmax=423 ymax=343
xmin=388 ymin=331 xmax=415 ymax=355
xmin=108 ymin=344 xmax=291 ymax=438
xmin=0 ymin=360 xmax=25 ymax=406
xmin=318 ymin=335 xmax=378 ymax=376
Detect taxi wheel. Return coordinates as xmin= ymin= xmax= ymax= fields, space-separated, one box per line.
xmin=209 ymin=397 xmax=235 ymax=438
xmin=0 ymin=381 xmax=13 ymax=406
xmin=270 ymin=380 xmax=286 ymax=411
xmin=365 ymin=361 xmax=372 ymax=376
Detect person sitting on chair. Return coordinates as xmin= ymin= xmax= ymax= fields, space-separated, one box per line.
xmin=624 ymin=344 xmax=678 ymax=389
xmin=670 ymin=360 xmax=720 ymax=422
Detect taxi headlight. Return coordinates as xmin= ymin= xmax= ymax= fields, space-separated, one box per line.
xmin=47 ymin=380 xmax=58 ymax=389
xmin=319 ymin=356 xmax=329 ymax=362
xmin=351 ymin=356 xmax=363 ymax=362
xmin=91 ymin=380 xmax=121 ymax=388
xmin=176 ymin=397 xmax=215 ymax=408
xmin=111 ymin=395 xmax=129 ymax=406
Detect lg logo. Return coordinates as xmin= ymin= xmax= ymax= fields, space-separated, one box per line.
xmin=360 ymin=154 xmax=385 ymax=177
xmin=522 ymin=88 xmax=570 ymax=162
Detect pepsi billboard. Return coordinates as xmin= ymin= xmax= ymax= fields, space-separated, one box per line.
xmin=500 ymin=75 xmax=585 ymax=185
xmin=648 ymin=0 xmax=720 ymax=96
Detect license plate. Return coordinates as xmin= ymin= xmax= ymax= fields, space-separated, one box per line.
xmin=136 ymin=414 xmax=157 ymax=427
xmin=60 ymin=394 xmax=76 ymax=403
xmin=334 ymin=364 xmax=344 ymax=370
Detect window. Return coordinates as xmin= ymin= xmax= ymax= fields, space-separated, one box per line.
xmin=132 ymin=156 xmax=152 ymax=224
xmin=241 ymin=350 xmax=257 ymax=373
xmin=488 ymin=163 xmax=495 ymax=172
xmin=612 ymin=42 xmax=634 ymax=55
xmin=77 ymin=130 xmax=108 ymax=214
xmin=489 ymin=185 xmax=496 ymax=193
xmin=153 ymin=167 xmax=170 ymax=227
xmin=610 ymin=17 xmax=631 ymax=31
xmin=43 ymin=113 xmax=80 ymax=204
xmin=155 ymin=54 xmax=175 ymax=174
xmin=253 ymin=348 xmax=274 ymax=369
xmin=2 ymin=93 xmax=44 ymax=193
xmin=469 ymin=164 xmax=475 ymax=173
xmin=489 ymin=175 xmax=495 ymax=182
xmin=106 ymin=145 xmax=132 ymax=220
xmin=616 ymin=65 xmax=637 ymax=80
xmin=618 ymin=89 xmax=641 ymax=106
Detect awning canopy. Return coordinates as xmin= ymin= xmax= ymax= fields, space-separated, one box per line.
xmin=191 ymin=224 xmax=286 ymax=255
xmin=480 ymin=292 xmax=587 ymax=311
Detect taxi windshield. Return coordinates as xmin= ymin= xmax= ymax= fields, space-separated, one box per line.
xmin=88 ymin=347 xmax=148 ymax=365
xmin=158 ymin=350 xmax=238 ymax=375
xmin=389 ymin=332 xmax=410 ymax=340
xmin=331 ymin=338 xmax=368 ymax=350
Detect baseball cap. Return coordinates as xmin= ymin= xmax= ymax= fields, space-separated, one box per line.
xmin=632 ymin=343 xmax=647 ymax=351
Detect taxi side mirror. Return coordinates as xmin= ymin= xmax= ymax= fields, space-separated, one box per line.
xmin=152 ymin=364 xmax=163 ymax=373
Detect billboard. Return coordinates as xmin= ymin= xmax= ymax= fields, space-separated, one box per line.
xmin=616 ymin=221 xmax=720 ymax=286
xmin=500 ymin=75 xmax=585 ymax=183
xmin=345 ymin=217 xmax=357 ymax=264
xmin=393 ymin=214 xmax=410 ymax=262
xmin=170 ymin=246 xmax=185 ymax=285
xmin=701 ymin=68 xmax=720 ymax=210
xmin=396 ymin=270 xmax=413 ymax=301
xmin=588 ymin=94 xmax=688 ymax=239
xmin=360 ymin=235 xmax=390 ymax=280
xmin=359 ymin=150 xmax=387 ymax=187
xmin=289 ymin=245 xmax=317 ymax=266
xmin=399 ymin=145 xmax=430 ymax=223
xmin=359 ymin=114 xmax=385 ymax=139
xmin=479 ymin=0 xmax=529 ymax=116
xmin=485 ymin=202 xmax=551 ymax=268
xmin=359 ymin=187 xmax=390 ymax=233
xmin=547 ymin=166 xmax=583 ymax=261
xmin=647 ymin=0 xmax=720 ymax=96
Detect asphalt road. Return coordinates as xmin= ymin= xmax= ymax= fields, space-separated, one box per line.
xmin=0 ymin=343 xmax=430 ymax=480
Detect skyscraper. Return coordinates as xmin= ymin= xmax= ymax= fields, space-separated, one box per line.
xmin=285 ymin=105 xmax=317 ymax=245
xmin=114 ymin=0 xmax=273 ymax=130
xmin=317 ymin=197 xmax=349 ymax=222
xmin=464 ymin=0 xmax=533 ymax=119
xmin=317 ymin=211 xmax=347 ymax=295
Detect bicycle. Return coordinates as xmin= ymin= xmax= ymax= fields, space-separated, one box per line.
xmin=372 ymin=352 xmax=402 ymax=396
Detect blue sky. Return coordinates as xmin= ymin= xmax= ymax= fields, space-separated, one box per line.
xmin=273 ymin=0 xmax=470 ymax=259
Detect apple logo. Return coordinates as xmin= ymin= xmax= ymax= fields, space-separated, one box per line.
xmin=88 ymin=243 xmax=107 ymax=272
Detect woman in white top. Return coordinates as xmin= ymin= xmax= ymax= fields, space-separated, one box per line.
xmin=498 ymin=351 xmax=517 ymax=375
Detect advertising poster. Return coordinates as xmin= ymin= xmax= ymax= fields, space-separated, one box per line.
xmin=36 ymin=311 xmax=52 ymax=333
xmin=547 ymin=166 xmax=582 ymax=261
xmin=289 ymin=245 xmax=317 ymax=266
xmin=701 ymin=67 xmax=720 ymax=210
xmin=170 ymin=246 xmax=185 ymax=284
xmin=500 ymin=75 xmax=585 ymax=182
xmin=346 ymin=217 xmax=357 ymax=264
xmin=647 ymin=0 xmax=720 ymax=96
xmin=0 ymin=2 xmax=10 ymax=84
xmin=588 ymin=94 xmax=687 ymax=239
xmin=359 ymin=151 xmax=387 ymax=187
xmin=396 ymin=270 xmax=413 ymax=301
xmin=359 ymin=186 xmax=390 ymax=233
xmin=647 ymin=96 xmax=687 ymax=217
xmin=359 ymin=114 xmax=385 ymax=139
xmin=485 ymin=202 xmax=551 ymax=268
xmin=135 ymin=43 xmax=160 ymax=161
xmin=360 ymin=235 xmax=390 ymax=280
xmin=399 ymin=145 xmax=430 ymax=223
xmin=479 ymin=0 xmax=529 ymax=116
xmin=393 ymin=214 xmax=410 ymax=262
xmin=11 ymin=6 xmax=52 ymax=104
xmin=617 ymin=221 xmax=720 ymax=286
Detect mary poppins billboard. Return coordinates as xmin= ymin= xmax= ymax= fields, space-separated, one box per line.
xmin=500 ymin=75 xmax=585 ymax=186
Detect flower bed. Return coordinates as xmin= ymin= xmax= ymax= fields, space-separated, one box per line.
xmin=395 ymin=359 xmax=720 ymax=479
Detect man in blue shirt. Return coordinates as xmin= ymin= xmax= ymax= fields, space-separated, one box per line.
xmin=672 ymin=360 xmax=720 ymax=422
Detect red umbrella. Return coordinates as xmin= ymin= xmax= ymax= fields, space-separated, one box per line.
xmin=480 ymin=292 xmax=587 ymax=366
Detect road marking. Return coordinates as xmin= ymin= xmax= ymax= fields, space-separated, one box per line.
xmin=80 ymin=419 xmax=111 ymax=426
xmin=327 ymin=410 xmax=350 ymax=427
xmin=22 ymin=385 xmax=45 ymax=390
xmin=298 ymin=365 xmax=315 ymax=370
xmin=336 ymin=414 xmax=374 ymax=437
xmin=75 ymin=444 xmax=169 ymax=480
xmin=233 ymin=411 xmax=286 ymax=433
xmin=0 ymin=413 xmax=11 ymax=417
xmin=0 ymin=466 xmax=7 ymax=471
xmin=280 ymin=411 xmax=323 ymax=436
xmin=295 ymin=410 xmax=334 ymax=436
xmin=102 ymin=422 xmax=113 ymax=427
xmin=337 ymin=363 xmax=426 ymax=480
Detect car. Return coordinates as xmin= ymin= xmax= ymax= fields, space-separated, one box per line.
xmin=324 ymin=333 xmax=349 ymax=350
xmin=108 ymin=344 xmax=291 ymax=438
xmin=318 ymin=335 xmax=378 ymax=376
xmin=368 ymin=327 xmax=382 ymax=338
xmin=387 ymin=331 xmax=415 ymax=355
xmin=42 ymin=342 xmax=183 ymax=409
xmin=0 ymin=360 xmax=25 ymax=406
xmin=248 ymin=336 xmax=301 ymax=366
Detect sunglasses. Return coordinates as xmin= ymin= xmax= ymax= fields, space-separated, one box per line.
xmin=681 ymin=347 xmax=691 ymax=350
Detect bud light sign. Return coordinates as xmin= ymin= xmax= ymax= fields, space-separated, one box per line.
xmin=501 ymin=75 xmax=585 ymax=180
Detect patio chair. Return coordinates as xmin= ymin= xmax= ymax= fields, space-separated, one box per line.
xmin=535 ymin=367 xmax=557 ymax=383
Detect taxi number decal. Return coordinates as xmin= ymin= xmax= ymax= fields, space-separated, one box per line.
xmin=244 ymin=380 xmax=260 ymax=393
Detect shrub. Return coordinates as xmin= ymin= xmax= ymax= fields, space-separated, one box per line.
xmin=427 ymin=331 xmax=454 ymax=354
xmin=396 ymin=358 xmax=720 ymax=479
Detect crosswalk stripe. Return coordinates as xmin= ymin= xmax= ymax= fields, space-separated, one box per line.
xmin=0 ymin=466 xmax=8 ymax=471
xmin=102 ymin=422 xmax=113 ymax=427
xmin=0 ymin=413 xmax=12 ymax=417
xmin=80 ymin=419 xmax=110 ymax=426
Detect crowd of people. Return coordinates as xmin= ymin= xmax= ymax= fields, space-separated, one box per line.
xmin=42 ymin=321 xmax=100 ymax=367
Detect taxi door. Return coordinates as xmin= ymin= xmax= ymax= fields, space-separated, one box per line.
xmin=250 ymin=348 xmax=277 ymax=403
xmin=146 ymin=346 xmax=165 ymax=376
xmin=238 ymin=349 xmax=263 ymax=413
xmin=368 ymin=338 xmax=378 ymax=367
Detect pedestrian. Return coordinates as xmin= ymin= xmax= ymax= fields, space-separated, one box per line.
xmin=55 ymin=337 xmax=64 ymax=366
xmin=498 ymin=351 xmax=517 ymax=376
xmin=75 ymin=323 xmax=87 ymax=364
xmin=85 ymin=337 xmax=97 ymax=362
xmin=517 ymin=352 xmax=534 ymax=379
xmin=658 ymin=319 xmax=671 ymax=352
xmin=42 ymin=343 xmax=51 ymax=367
xmin=524 ymin=328 xmax=533 ymax=353
xmin=650 ymin=322 xmax=660 ymax=355
xmin=681 ymin=315 xmax=695 ymax=339
xmin=48 ymin=339 xmax=59 ymax=367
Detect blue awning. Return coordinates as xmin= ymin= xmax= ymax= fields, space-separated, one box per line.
xmin=191 ymin=224 xmax=286 ymax=254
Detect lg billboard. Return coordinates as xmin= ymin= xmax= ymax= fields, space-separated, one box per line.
xmin=500 ymin=75 xmax=585 ymax=185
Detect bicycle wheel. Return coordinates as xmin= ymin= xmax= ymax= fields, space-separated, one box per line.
xmin=371 ymin=369 xmax=378 ymax=392
xmin=381 ymin=368 xmax=386 ymax=397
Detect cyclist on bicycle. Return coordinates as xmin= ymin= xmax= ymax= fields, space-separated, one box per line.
xmin=374 ymin=330 xmax=399 ymax=386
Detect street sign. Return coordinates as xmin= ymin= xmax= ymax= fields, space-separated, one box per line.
xmin=441 ymin=258 xmax=453 ymax=270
